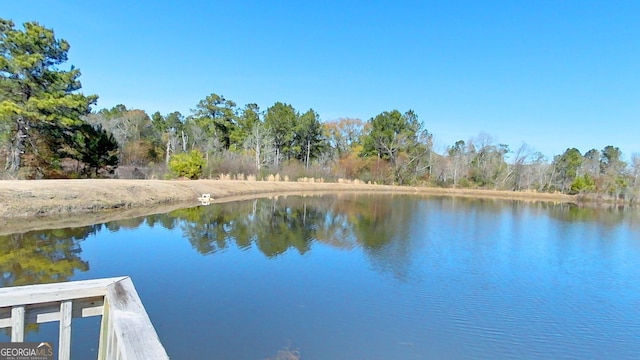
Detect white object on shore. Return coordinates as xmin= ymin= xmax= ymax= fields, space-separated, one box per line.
xmin=198 ymin=193 xmax=212 ymax=205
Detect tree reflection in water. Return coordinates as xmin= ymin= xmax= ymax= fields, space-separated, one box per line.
xmin=0 ymin=226 xmax=94 ymax=287
xmin=159 ymin=194 xmax=426 ymax=281
xmin=3 ymin=195 xmax=637 ymax=289
xmin=0 ymin=226 xmax=95 ymax=336
xmin=167 ymin=194 xmax=414 ymax=258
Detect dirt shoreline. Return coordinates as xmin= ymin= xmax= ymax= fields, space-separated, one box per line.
xmin=0 ymin=179 xmax=576 ymax=234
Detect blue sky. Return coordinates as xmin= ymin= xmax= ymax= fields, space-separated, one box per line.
xmin=4 ymin=1 xmax=639 ymax=159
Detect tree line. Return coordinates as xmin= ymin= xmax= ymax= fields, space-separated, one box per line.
xmin=1 ymin=18 xmax=638 ymax=202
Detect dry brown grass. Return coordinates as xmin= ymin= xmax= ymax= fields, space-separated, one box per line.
xmin=0 ymin=179 xmax=576 ymax=234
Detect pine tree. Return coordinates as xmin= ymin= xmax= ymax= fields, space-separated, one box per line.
xmin=0 ymin=18 xmax=98 ymax=177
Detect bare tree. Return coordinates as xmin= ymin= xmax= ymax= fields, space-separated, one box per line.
xmin=631 ymin=153 xmax=640 ymax=203
xmin=244 ymin=122 xmax=274 ymax=172
xmin=445 ymin=140 xmax=470 ymax=186
xmin=509 ymin=143 xmax=532 ymax=190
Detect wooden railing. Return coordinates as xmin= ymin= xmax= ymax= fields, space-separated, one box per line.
xmin=0 ymin=277 xmax=169 ymax=360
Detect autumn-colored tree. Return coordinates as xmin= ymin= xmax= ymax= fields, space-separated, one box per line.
xmin=325 ymin=117 xmax=365 ymax=158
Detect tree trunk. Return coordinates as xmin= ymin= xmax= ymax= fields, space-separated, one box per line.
xmin=255 ymin=126 xmax=261 ymax=172
xmin=256 ymin=141 xmax=261 ymax=172
xmin=306 ymin=140 xmax=310 ymax=169
xmin=181 ymin=130 xmax=187 ymax=152
xmin=7 ymin=117 xmax=28 ymax=173
xmin=165 ymin=139 xmax=172 ymax=164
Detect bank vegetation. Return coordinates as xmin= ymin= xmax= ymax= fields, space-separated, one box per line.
xmin=1 ymin=18 xmax=638 ymax=205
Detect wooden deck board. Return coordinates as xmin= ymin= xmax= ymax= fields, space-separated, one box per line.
xmin=0 ymin=277 xmax=127 ymax=307
xmin=106 ymin=278 xmax=168 ymax=360
xmin=0 ymin=297 xmax=104 ymax=328
xmin=0 ymin=277 xmax=168 ymax=359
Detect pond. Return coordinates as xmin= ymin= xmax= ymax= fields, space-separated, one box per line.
xmin=1 ymin=194 xmax=640 ymax=359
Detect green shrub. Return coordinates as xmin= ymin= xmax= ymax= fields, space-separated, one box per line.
xmin=168 ymin=150 xmax=206 ymax=179
xmin=570 ymin=174 xmax=596 ymax=194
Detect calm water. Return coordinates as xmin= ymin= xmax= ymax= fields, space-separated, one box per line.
xmin=1 ymin=194 xmax=640 ymax=359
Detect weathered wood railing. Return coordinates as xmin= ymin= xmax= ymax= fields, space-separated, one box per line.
xmin=0 ymin=277 xmax=169 ymax=360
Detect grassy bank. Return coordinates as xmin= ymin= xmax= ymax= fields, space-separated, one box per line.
xmin=0 ymin=179 xmax=577 ymax=234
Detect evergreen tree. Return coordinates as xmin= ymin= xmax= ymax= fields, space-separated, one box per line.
xmin=0 ymin=18 xmax=98 ymax=176
xmin=61 ymin=124 xmax=119 ymax=177
xmin=294 ymin=109 xmax=326 ymax=168
xmin=264 ymin=102 xmax=297 ymax=167
xmin=191 ymin=93 xmax=238 ymax=150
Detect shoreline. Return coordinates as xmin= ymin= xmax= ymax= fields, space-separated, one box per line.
xmin=0 ymin=179 xmax=577 ymax=234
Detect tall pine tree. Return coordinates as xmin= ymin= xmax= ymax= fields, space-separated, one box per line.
xmin=0 ymin=18 xmax=98 ymax=177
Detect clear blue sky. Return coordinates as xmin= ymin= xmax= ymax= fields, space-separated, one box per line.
xmin=4 ymin=1 xmax=639 ymax=159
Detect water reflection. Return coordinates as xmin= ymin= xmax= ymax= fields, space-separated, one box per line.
xmin=168 ymin=194 xmax=415 ymax=258
xmin=0 ymin=226 xmax=93 ymax=287
xmin=2 ymin=195 xmax=639 ymax=288
xmin=0 ymin=226 xmax=94 ymax=337
xmin=1 ymin=195 xmax=640 ymax=359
